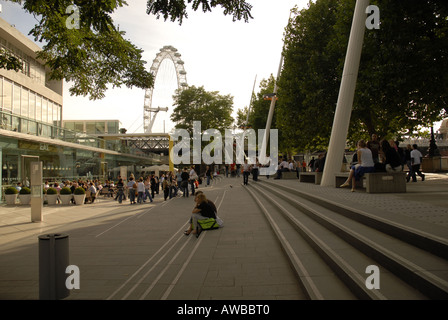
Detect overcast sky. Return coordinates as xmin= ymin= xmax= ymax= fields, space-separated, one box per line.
xmin=0 ymin=0 xmax=309 ymax=134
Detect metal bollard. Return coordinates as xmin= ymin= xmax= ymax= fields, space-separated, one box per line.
xmin=38 ymin=233 xmax=70 ymax=300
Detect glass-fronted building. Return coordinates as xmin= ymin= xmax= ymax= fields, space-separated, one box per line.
xmin=0 ymin=17 xmax=160 ymax=201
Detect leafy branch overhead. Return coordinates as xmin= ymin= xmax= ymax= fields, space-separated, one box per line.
xmin=3 ymin=0 xmax=253 ymax=100
xmin=147 ymin=0 xmax=253 ymax=24
xmin=27 ymin=1 xmax=153 ymax=100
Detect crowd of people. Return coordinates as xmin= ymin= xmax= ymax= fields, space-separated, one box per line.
xmin=340 ymin=134 xmax=426 ymax=192
xmin=223 ymin=134 xmax=427 ymax=190
xmin=39 ymin=167 xmax=223 ymax=238
xmin=39 ymin=165 xmax=205 ymax=205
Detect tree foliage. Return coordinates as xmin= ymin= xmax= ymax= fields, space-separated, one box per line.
xmin=3 ymin=0 xmax=253 ymax=100
xmin=278 ymin=0 xmax=448 ymax=152
xmin=171 ymin=85 xmax=234 ymax=134
xmin=147 ymin=0 xmax=253 ymax=25
xmin=0 ymin=53 xmax=22 ymax=71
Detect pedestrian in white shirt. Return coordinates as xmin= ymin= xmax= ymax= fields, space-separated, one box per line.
xmin=410 ymin=144 xmax=425 ymax=182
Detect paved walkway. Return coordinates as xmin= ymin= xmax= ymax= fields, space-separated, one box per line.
xmin=0 ymin=172 xmax=447 ymax=300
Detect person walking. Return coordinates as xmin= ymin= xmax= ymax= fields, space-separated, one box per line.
xmin=137 ymin=177 xmax=145 ymax=204
xmin=189 ymin=165 xmax=198 ymax=195
xmin=144 ymin=176 xmax=153 ymax=203
xmin=127 ymin=176 xmax=137 ymax=204
xmin=162 ymin=175 xmax=171 ymax=201
xmin=116 ymin=178 xmax=125 ymax=204
xmin=410 ymin=144 xmax=425 ymax=182
xmin=205 ymin=165 xmax=212 ymax=187
xmin=181 ymin=167 xmax=190 ymax=197
xmin=242 ymin=159 xmax=251 ymax=185
xmin=252 ymin=159 xmax=259 ymax=181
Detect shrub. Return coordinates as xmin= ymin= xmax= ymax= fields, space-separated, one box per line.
xmin=46 ymin=187 xmax=57 ymax=195
xmin=19 ymin=187 xmax=31 ymax=195
xmin=60 ymin=187 xmax=72 ymax=195
xmin=74 ymin=187 xmax=86 ymax=195
xmin=5 ymin=187 xmax=18 ymax=195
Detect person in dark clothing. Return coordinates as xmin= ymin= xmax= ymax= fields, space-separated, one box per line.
xmin=181 ymin=167 xmax=190 ymax=197
xmin=116 ymin=178 xmax=125 ymax=204
xmin=150 ymin=175 xmax=156 ymax=198
xmin=184 ymin=193 xmax=216 ymax=236
xmin=380 ymin=140 xmax=403 ymax=172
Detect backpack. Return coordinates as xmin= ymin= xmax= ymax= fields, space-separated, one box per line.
xmin=195 ymin=218 xmax=220 ymax=238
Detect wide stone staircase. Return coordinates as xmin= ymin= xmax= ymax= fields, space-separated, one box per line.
xmin=244 ymin=179 xmax=448 ymax=300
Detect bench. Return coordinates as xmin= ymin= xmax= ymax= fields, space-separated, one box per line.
xmin=299 ymin=172 xmax=322 ymax=184
xmin=281 ymin=171 xmax=298 ymax=180
xmin=335 ymin=172 xmax=407 ymax=193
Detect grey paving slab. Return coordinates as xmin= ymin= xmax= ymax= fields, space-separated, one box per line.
xmin=0 ymin=173 xmax=447 ymax=300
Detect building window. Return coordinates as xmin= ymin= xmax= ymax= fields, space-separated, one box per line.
xmin=64 ymin=122 xmax=75 ymax=131
xmin=2 ymin=79 xmax=12 ymax=112
xmin=36 ymin=95 xmax=42 ymax=122
xmin=75 ymin=122 xmax=84 ymax=132
xmin=13 ymin=84 xmax=20 ymax=115
xmin=95 ymin=121 xmax=105 ymax=134
xmin=21 ymin=87 xmax=29 ymax=117
xmin=107 ymin=121 xmax=119 ymax=134
xmin=42 ymin=98 xmax=48 ymax=123
xmin=29 ymin=92 xmax=36 ymax=119
xmin=48 ymin=101 xmax=53 ymax=123
xmin=86 ymin=122 xmax=95 ymax=134
xmin=53 ymin=103 xmax=59 ymax=126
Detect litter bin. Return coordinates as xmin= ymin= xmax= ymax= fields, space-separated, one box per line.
xmin=38 ymin=233 xmax=70 ymax=300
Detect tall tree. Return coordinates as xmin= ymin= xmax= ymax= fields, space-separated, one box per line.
xmin=278 ymin=0 xmax=448 ymax=152
xmin=171 ymin=85 xmax=234 ymax=134
xmin=277 ymin=0 xmax=341 ymax=152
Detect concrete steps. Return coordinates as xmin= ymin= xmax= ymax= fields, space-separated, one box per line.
xmin=244 ymin=180 xmax=448 ymax=299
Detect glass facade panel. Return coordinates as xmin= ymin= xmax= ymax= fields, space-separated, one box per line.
xmin=64 ymin=122 xmax=75 ymax=131
xmin=75 ymin=122 xmax=84 ymax=132
xmin=21 ymin=87 xmax=29 ymax=117
xmin=107 ymin=121 xmax=119 ymax=134
xmin=48 ymin=101 xmax=53 ymax=123
xmin=86 ymin=122 xmax=95 ymax=134
xmin=20 ymin=118 xmax=28 ymax=133
xmin=95 ymin=121 xmax=105 ymax=134
xmin=12 ymin=114 xmax=19 ymax=131
xmin=1 ymin=113 xmax=11 ymax=130
xmin=29 ymin=92 xmax=36 ymax=119
xmin=2 ymin=79 xmax=12 ymax=111
xmin=42 ymin=98 xmax=48 ymax=123
xmin=28 ymin=119 xmax=37 ymax=135
xmin=53 ymin=104 xmax=59 ymax=127
xmin=13 ymin=84 xmax=20 ymax=115
xmin=35 ymin=95 xmax=42 ymax=122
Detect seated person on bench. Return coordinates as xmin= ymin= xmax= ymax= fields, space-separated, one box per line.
xmin=340 ymin=139 xmax=375 ymax=192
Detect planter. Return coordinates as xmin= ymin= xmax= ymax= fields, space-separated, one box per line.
xmin=73 ymin=194 xmax=85 ymax=205
xmin=46 ymin=194 xmax=58 ymax=205
xmin=5 ymin=194 xmax=18 ymax=205
xmin=19 ymin=194 xmax=31 ymax=205
xmin=60 ymin=194 xmax=73 ymax=205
